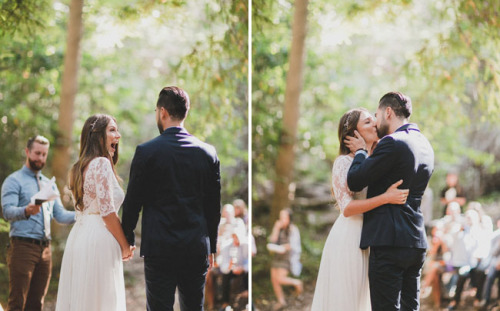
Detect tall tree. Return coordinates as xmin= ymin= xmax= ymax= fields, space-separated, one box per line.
xmin=269 ymin=0 xmax=309 ymax=223
xmin=52 ymin=0 xmax=84 ymax=194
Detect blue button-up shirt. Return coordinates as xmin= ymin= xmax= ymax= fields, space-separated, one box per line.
xmin=1 ymin=165 xmax=75 ymax=240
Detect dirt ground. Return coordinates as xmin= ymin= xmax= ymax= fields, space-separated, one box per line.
xmin=253 ymin=285 xmax=496 ymax=311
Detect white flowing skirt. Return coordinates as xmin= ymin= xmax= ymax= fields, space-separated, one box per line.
xmin=56 ymin=215 xmax=126 ymax=311
xmin=311 ymin=214 xmax=370 ymax=311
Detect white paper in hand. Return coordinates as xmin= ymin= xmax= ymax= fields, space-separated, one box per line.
xmin=31 ymin=177 xmax=60 ymax=205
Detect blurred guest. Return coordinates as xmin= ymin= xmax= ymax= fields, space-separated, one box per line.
xmin=421 ymin=220 xmax=448 ymax=309
xmin=421 ymin=187 xmax=434 ymax=233
xmin=447 ymin=209 xmax=482 ymax=310
xmin=479 ymin=218 xmax=500 ymax=310
xmin=219 ymin=226 xmax=248 ymax=310
xmin=251 ymin=233 xmax=256 ymax=257
xmin=441 ymin=202 xmax=463 ymax=237
xmin=440 ymin=171 xmax=466 ymax=216
xmin=467 ymin=201 xmax=493 ymax=233
xmin=206 ymin=204 xmax=247 ymax=311
xmin=219 ymin=204 xmax=246 ymax=246
xmin=465 ymin=202 xmax=493 ymax=307
xmin=233 ymin=199 xmax=248 ymax=226
xmin=268 ymin=208 xmax=302 ymax=310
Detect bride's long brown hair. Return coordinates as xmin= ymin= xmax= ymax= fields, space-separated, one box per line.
xmin=337 ymin=108 xmax=368 ymax=155
xmin=69 ymin=114 xmax=120 ymax=211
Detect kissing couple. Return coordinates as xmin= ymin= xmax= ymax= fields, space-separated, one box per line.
xmin=311 ymin=92 xmax=435 ymax=311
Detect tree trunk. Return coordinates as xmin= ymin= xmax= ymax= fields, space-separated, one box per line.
xmin=270 ymin=0 xmax=309 ymax=224
xmin=52 ymin=0 xmax=84 ymax=198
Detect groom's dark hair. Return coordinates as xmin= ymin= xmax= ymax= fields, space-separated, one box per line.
xmin=157 ymin=86 xmax=190 ymax=121
xmin=378 ymin=92 xmax=412 ymax=119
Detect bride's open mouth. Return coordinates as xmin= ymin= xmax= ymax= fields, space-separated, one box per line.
xmin=110 ymin=142 xmax=118 ymax=153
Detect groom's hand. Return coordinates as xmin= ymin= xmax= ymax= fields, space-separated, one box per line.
xmin=122 ymin=245 xmax=136 ymax=261
xmin=129 ymin=245 xmax=136 ymax=260
xmin=208 ymin=253 xmax=215 ymax=270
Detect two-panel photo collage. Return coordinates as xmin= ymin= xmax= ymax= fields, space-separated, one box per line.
xmin=1 ymin=0 xmax=499 ymax=310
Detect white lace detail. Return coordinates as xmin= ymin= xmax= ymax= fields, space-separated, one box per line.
xmin=81 ymin=157 xmax=124 ymax=218
xmin=332 ymin=155 xmax=355 ymax=214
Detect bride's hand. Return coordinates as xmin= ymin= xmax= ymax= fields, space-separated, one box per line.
xmin=384 ymin=180 xmax=409 ymax=205
xmin=344 ymin=130 xmax=367 ymax=153
xmin=122 ymin=245 xmax=134 ymax=261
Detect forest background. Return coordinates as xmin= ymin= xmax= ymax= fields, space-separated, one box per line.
xmin=252 ymin=0 xmax=500 ymax=309
xmin=0 ymin=0 xmax=248 ymax=308
xmin=1 ymin=0 xmax=500 ymax=309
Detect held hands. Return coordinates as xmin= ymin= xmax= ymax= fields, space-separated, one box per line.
xmin=25 ymin=203 xmax=42 ymax=216
xmin=384 ymin=180 xmax=409 ymax=205
xmin=208 ymin=253 xmax=215 ymax=270
xmin=122 ymin=245 xmax=136 ymax=261
xmin=344 ymin=130 xmax=367 ymax=154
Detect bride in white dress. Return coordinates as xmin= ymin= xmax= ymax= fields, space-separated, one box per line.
xmin=56 ymin=114 xmax=134 ymax=311
xmin=311 ymin=108 xmax=409 ymax=311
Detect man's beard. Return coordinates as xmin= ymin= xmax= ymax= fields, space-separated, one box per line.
xmin=157 ymin=118 xmax=164 ymax=134
xmin=376 ymin=119 xmax=390 ymax=138
xmin=28 ymin=158 xmax=45 ymax=171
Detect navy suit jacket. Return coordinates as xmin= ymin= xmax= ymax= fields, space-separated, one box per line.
xmin=121 ymin=127 xmax=221 ymax=257
xmin=347 ymin=123 xmax=434 ymax=250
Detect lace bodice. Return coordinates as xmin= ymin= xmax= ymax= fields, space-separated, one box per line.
xmin=332 ymin=155 xmax=367 ymax=215
xmin=80 ymin=157 xmax=124 ymax=217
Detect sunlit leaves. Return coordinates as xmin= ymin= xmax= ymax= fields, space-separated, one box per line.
xmin=0 ymin=0 xmax=248 ymax=203
xmin=252 ymin=0 xmax=500 ymax=206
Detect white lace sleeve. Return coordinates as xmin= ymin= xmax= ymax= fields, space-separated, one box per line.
xmin=332 ymin=156 xmax=354 ymax=214
xmin=93 ymin=157 xmax=116 ymax=217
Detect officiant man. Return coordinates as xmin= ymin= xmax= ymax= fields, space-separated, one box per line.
xmin=1 ymin=135 xmax=75 ymax=311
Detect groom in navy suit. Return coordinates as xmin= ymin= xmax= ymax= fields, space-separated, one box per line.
xmin=121 ymin=86 xmax=221 ymax=311
xmin=346 ymin=92 xmax=434 ymax=311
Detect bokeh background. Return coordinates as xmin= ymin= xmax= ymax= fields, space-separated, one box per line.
xmin=251 ymin=0 xmax=500 ymax=310
xmin=0 ymin=0 xmax=248 ymax=309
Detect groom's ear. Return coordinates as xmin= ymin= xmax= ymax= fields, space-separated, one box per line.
xmin=159 ymin=106 xmax=169 ymax=120
xmin=385 ymin=106 xmax=393 ymax=119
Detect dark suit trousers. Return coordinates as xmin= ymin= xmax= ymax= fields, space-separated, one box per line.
xmin=369 ymin=246 xmax=426 ymax=311
xmin=144 ymin=250 xmax=209 ymax=311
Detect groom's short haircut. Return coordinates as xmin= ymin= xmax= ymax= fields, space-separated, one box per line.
xmin=157 ymin=86 xmax=190 ymax=121
xmin=378 ymin=92 xmax=412 ymax=119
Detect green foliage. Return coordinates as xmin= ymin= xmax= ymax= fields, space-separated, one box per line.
xmin=0 ymin=0 xmax=53 ymax=35
xmin=251 ymin=0 xmax=291 ymax=193
xmin=0 ymin=0 xmax=248 ymax=200
xmin=0 ymin=32 xmax=65 ymax=182
xmin=252 ymin=0 xmax=500 ymax=303
xmin=253 ymin=0 xmax=500 ymax=201
xmin=0 ymin=0 xmax=247 ymax=304
xmin=0 ymin=218 xmax=8 ymax=233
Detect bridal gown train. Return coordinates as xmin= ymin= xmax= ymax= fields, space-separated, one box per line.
xmin=311 ymin=155 xmax=370 ymax=311
xmin=56 ymin=157 xmax=126 ymax=311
